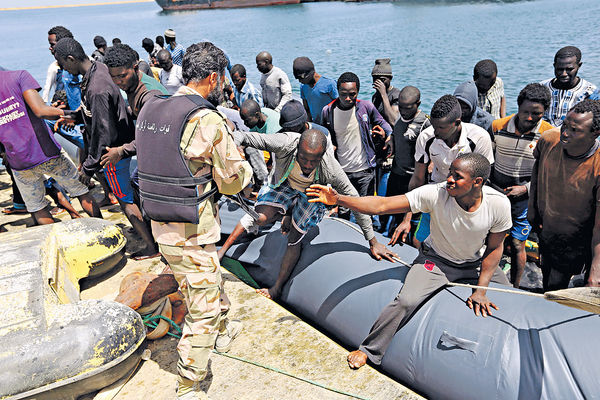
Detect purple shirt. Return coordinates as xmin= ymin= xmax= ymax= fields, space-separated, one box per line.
xmin=0 ymin=70 xmax=61 ymax=170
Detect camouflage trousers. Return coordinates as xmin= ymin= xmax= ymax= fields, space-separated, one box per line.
xmin=159 ymin=243 xmax=230 ymax=382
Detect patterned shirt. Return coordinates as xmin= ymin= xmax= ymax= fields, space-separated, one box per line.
xmin=540 ymin=78 xmax=597 ymax=127
xmin=168 ymin=43 xmax=186 ymax=66
xmin=234 ymin=80 xmax=263 ymax=108
xmin=151 ymin=85 xmax=253 ymax=247
xmin=477 ymin=77 xmax=504 ymax=120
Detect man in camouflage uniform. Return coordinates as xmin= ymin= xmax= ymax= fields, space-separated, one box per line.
xmin=142 ymin=42 xmax=253 ymax=399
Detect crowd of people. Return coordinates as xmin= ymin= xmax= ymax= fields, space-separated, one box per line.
xmin=1 ymin=25 xmax=600 ymax=399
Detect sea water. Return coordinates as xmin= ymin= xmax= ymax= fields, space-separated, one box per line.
xmin=0 ymin=0 xmax=598 ymax=113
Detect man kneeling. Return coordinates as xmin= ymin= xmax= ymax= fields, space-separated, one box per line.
xmin=218 ymin=129 xmax=395 ymax=299
xmin=307 ymin=153 xmax=511 ymax=369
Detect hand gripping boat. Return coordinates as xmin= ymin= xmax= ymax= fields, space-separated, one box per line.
xmin=218 ymin=200 xmax=600 ymax=400
xmin=0 ymin=218 xmax=146 ymax=400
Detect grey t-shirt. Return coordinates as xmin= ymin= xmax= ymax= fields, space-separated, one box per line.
xmin=260 ymin=66 xmax=293 ymax=112
xmin=406 ymin=183 xmax=512 ymax=263
xmin=391 ymin=110 xmax=430 ymax=176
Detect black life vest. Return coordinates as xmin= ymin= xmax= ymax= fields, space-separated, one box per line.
xmin=135 ymin=94 xmax=217 ymax=224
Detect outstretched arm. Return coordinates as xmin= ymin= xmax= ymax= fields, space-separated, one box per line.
xmin=23 ymin=89 xmax=64 ymax=120
xmin=306 ymin=184 xmax=411 ymax=215
xmin=466 ymin=230 xmax=507 ymax=317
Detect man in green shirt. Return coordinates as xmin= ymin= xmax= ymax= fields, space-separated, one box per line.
xmin=240 ymin=98 xmax=281 ymax=134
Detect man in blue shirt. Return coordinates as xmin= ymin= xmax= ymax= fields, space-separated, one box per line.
xmin=164 ymin=29 xmax=185 ymax=66
xmin=231 ymin=64 xmax=263 ymax=108
xmin=294 ymin=57 xmax=338 ymax=124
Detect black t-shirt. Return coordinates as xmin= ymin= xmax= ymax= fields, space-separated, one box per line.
xmin=372 ymin=86 xmax=400 ymax=126
xmin=391 ymin=110 xmax=430 ymax=176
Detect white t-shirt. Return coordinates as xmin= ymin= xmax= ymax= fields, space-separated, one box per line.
xmin=414 ymin=122 xmax=494 ymax=183
xmin=333 ymin=106 xmax=370 ymax=173
xmin=159 ymin=64 xmax=184 ymax=95
xmin=406 ymin=183 xmax=512 ymax=263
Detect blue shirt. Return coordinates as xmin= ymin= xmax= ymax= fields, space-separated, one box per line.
xmin=168 ymin=43 xmax=186 ymax=66
xmin=234 ymin=80 xmax=263 ymax=108
xmin=300 ymin=76 xmax=338 ymax=123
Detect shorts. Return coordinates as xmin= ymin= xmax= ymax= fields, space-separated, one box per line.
xmin=12 ymin=151 xmax=88 ymax=212
xmin=104 ymin=157 xmax=134 ymax=204
xmin=414 ymin=212 xmax=430 ymax=243
xmin=510 ymin=206 xmax=531 ymax=241
xmin=256 ymin=182 xmax=327 ymax=236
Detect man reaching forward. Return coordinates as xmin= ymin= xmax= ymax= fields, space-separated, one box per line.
xmin=218 ymin=129 xmax=396 ymax=299
xmin=307 ymin=153 xmax=512 ymax=369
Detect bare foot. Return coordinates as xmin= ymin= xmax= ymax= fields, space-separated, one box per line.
xmin=256 ymin=287 xmax=280 ymax=300
xmin=256 ymin=288 xmax=272 ymax=299
xmin=347 ymin=350 xmax=368 ymax=369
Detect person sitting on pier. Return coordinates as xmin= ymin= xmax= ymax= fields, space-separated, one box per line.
xmin=218 ymin=128 xmax=396 ymax=299
xmin=307 ymin=152 xmax=512 ymax=369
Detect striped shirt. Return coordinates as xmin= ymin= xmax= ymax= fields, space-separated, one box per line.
xmin=167 ymin=43 xmax=186 ymax=66
xmin=477 ymin=77 xmax=504 ymax=119
xmin=490 ymin=114 xmax=553 ymax=188
xmin=540 ymin=78 xmax=597 ymax=127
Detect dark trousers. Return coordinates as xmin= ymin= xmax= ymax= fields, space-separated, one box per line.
xmin=339 ymin=168 xmax=376 ymax=220
xmin=359 ymin=245 xmax=510 ymax=365
xmin=539 ymin=237 xmax=590 ymax=291
xmin=5 ymin=162 xmax=25 ymax=206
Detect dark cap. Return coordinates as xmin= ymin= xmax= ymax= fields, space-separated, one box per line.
xmin=293 ymin=57 xmax=315 ymax=77
xmin=93 ymin=35 xmax=107 ymax=48
xmin=280 ymin=100 xmax=308 ymax=128
xmin=371 ymin=58 xmax=392 ymax=77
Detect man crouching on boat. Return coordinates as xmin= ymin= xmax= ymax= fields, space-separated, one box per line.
xmin=307 ymin=153 xmax=512 ymax=369
xmin=218 ymin=128 xmax=396 ymax=299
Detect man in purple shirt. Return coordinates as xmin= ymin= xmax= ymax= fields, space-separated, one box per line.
xmin=0 ymin=69 xmax=101 ymax=224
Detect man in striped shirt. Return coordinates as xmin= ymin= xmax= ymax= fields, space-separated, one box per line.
xmin=490 ymin=83 xmax=553 ymax=287
xmin=474 ymin=59 xmax=506 ymax=120
xmin=541 ymin=46 xmax=597 ymax=127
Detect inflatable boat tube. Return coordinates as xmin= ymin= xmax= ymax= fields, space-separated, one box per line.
xmin=0 ymin=219 xmax=144 ymax=400
xmin=218 ymin=200 xmax=600 ymax=400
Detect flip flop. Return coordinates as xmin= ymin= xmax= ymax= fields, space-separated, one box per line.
xmin=2 ymin=206 xmax=28 ymax=215
xmin=130 ymin=252 xmax=162 ymax=261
